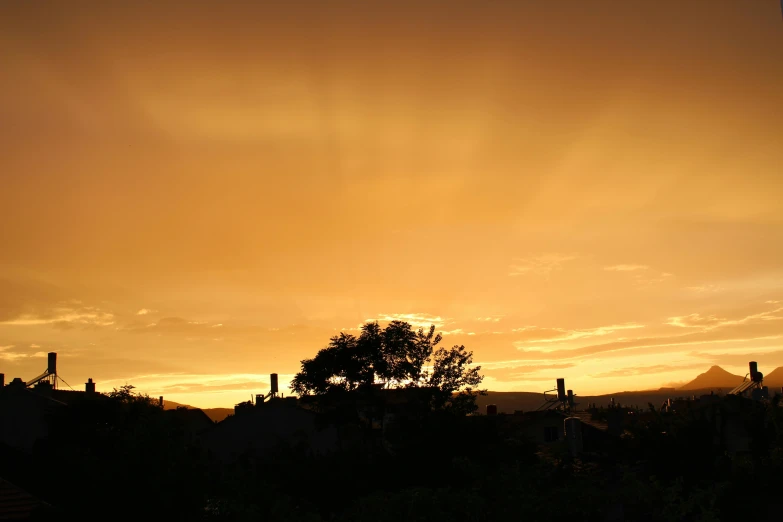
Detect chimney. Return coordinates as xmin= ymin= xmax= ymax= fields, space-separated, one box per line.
xmin=159 ymin=396 xmax=164 ymax=408
xmin=567 ymin=389 xmax=574 ymax=407
xmin=85 ymin=378 xmax=95 ymax=393
xmin=749 ymin=361 xmax=759 ymax=382
xmin=556 ymin=378 xmax=566 ymax=402
xmin=47 ymin=352 xmax=57 ymax=375
xmin=270 ymin=373 xmax=279 ymax=395
xmin=0 ymin=373 xmax=4 ymax=387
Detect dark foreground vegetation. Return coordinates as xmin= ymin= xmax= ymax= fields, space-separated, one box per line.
xmin=2 ymin=388 xmax=783 ymax=522
xmin=2 ymin=323 xmax=782 ymax=521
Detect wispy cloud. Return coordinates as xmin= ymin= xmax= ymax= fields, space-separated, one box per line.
xmin=660 ymin=380 xmax=689 ymax=389
xmin=124 ymin=316 xmax=223 ymax=334
xmin=604 ymin=264 xmax=673 ymax=286
xmin=604 ymin=264 xmax=649 ymax=272
xmin=590 ymin=363 xmax=706 ymax=379
xmin=370 ymin=313 xmax=447 ymax=328
xmin=160 ymin=380 xmax=263 ymax=393
xmin=99 ymin=372 xmax=298 ymax=397
xmin=0 ymin=353 xmax=28 ymax=362
xmin=688 ymin=349 xmax=783 ymax=369
xmin=478 ymin=360 xmax=576 ymax=372
xmin=136 ymin=308 xmax=157 ymax=315
xmin=508 ymin=254 xmax=577 ymax=277
xmin=667 ymin=306 xmax=783 ymax=330
xmin=0 ymin=345 xmax=47 ymax=362
xmin=639 ymin=272 xmax=674 ymax=286
xmin=512 ymin=322 xmax=645 ymax=344
xmin=441 ymin=328 xmax=464 ymax=335
xmin=0 ymin=304 xmax=115 ymax=329
xmin=480 ymin=361 xmax=577 ymax=381
xmin=515 ymin=306 xmax=783 ymax=361
xmin=686 ymin=284 xmax=723 ymax=293
xmin=666 ymin=313 xmax=726 ymax=329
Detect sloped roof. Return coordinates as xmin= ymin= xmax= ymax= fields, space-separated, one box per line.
xmin=50 ymin=389 xmax=108 ymax=404
xmin=0 ymin=477 xmax=47 ymax=520
xmin=569 ymin=411 xmax=610 ymax=432
xmin=0 ymin=386 xmax=68 ymax=408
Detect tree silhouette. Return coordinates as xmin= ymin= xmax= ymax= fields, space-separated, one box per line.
xmin=107 ymin=384 xmax=158 ymax=406
xmin=290 ymin=321 xmax=485 ymax=412
xmin=428 ymin=344 xmax=485 ymax=414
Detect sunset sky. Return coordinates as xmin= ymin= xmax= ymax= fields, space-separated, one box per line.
xmin=1 ymin=1 xmax=782 ymax=408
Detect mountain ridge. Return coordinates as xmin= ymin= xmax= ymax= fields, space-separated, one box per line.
xmin=678 ymin=364 xmax=783 ymax=391
xmin=162 ymin=400 xmax=233 ymax=423
xmin=678 ymin=365 xmax=744 ymax=391
xmin=155 ymin=365 xmax=783 ymax=419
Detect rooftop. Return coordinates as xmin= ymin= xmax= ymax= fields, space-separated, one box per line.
xmin=0 ymin=477 xmax=48 ymax=520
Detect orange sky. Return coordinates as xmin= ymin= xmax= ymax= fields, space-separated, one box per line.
xmin=1 ymin=1 xmax=783 ymax=408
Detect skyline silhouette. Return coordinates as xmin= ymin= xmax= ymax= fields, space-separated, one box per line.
xmin=3 ymin=340 xmax=782 ymax=520
xmin=5 ymin=342 xmax=783 ymax=413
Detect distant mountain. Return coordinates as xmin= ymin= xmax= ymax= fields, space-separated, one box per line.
xmin=162 ymin=400 xmax=193 ymax=410
xmin=162 ymin=399 xmax=232 ymax=423
xmin=200 ymin=408 xmax=233 ymax=423
xmin=678 ymin=366 xmax=744 ymax=391
xmin=475 ymin=392 xmax=545 ymax=414
xmin=159 ymin=365 xmax=783 ymax=421
xmin=475 ymin=389 xmax=729 ymax=414
xmin=763 ymin=367 xmax=783 ymax=388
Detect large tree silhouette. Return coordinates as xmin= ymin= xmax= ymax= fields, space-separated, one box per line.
xmin=290 ymin=321 xmax=485 ymax=413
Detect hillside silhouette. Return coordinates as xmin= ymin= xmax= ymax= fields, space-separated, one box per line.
xmin=678 ymin=365 xmax=743 ymax=390
xmin=161 ymin=365 xmax=783 ymax=415
xmin=763 ymin=367 xmax=783 ymax=388
xmin=473 ymin=388 xmax=726 ymax=414
xmin=676 ymin=365 xmax=783 ymax=391
xmin=163 ymin=399 xmax=232 ymax=423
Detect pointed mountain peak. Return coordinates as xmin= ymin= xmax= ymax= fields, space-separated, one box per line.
xmin=763 ymin=366 xmax=783 ymax=386
xmin=679 ymin=365 xmax=744 ymax=390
